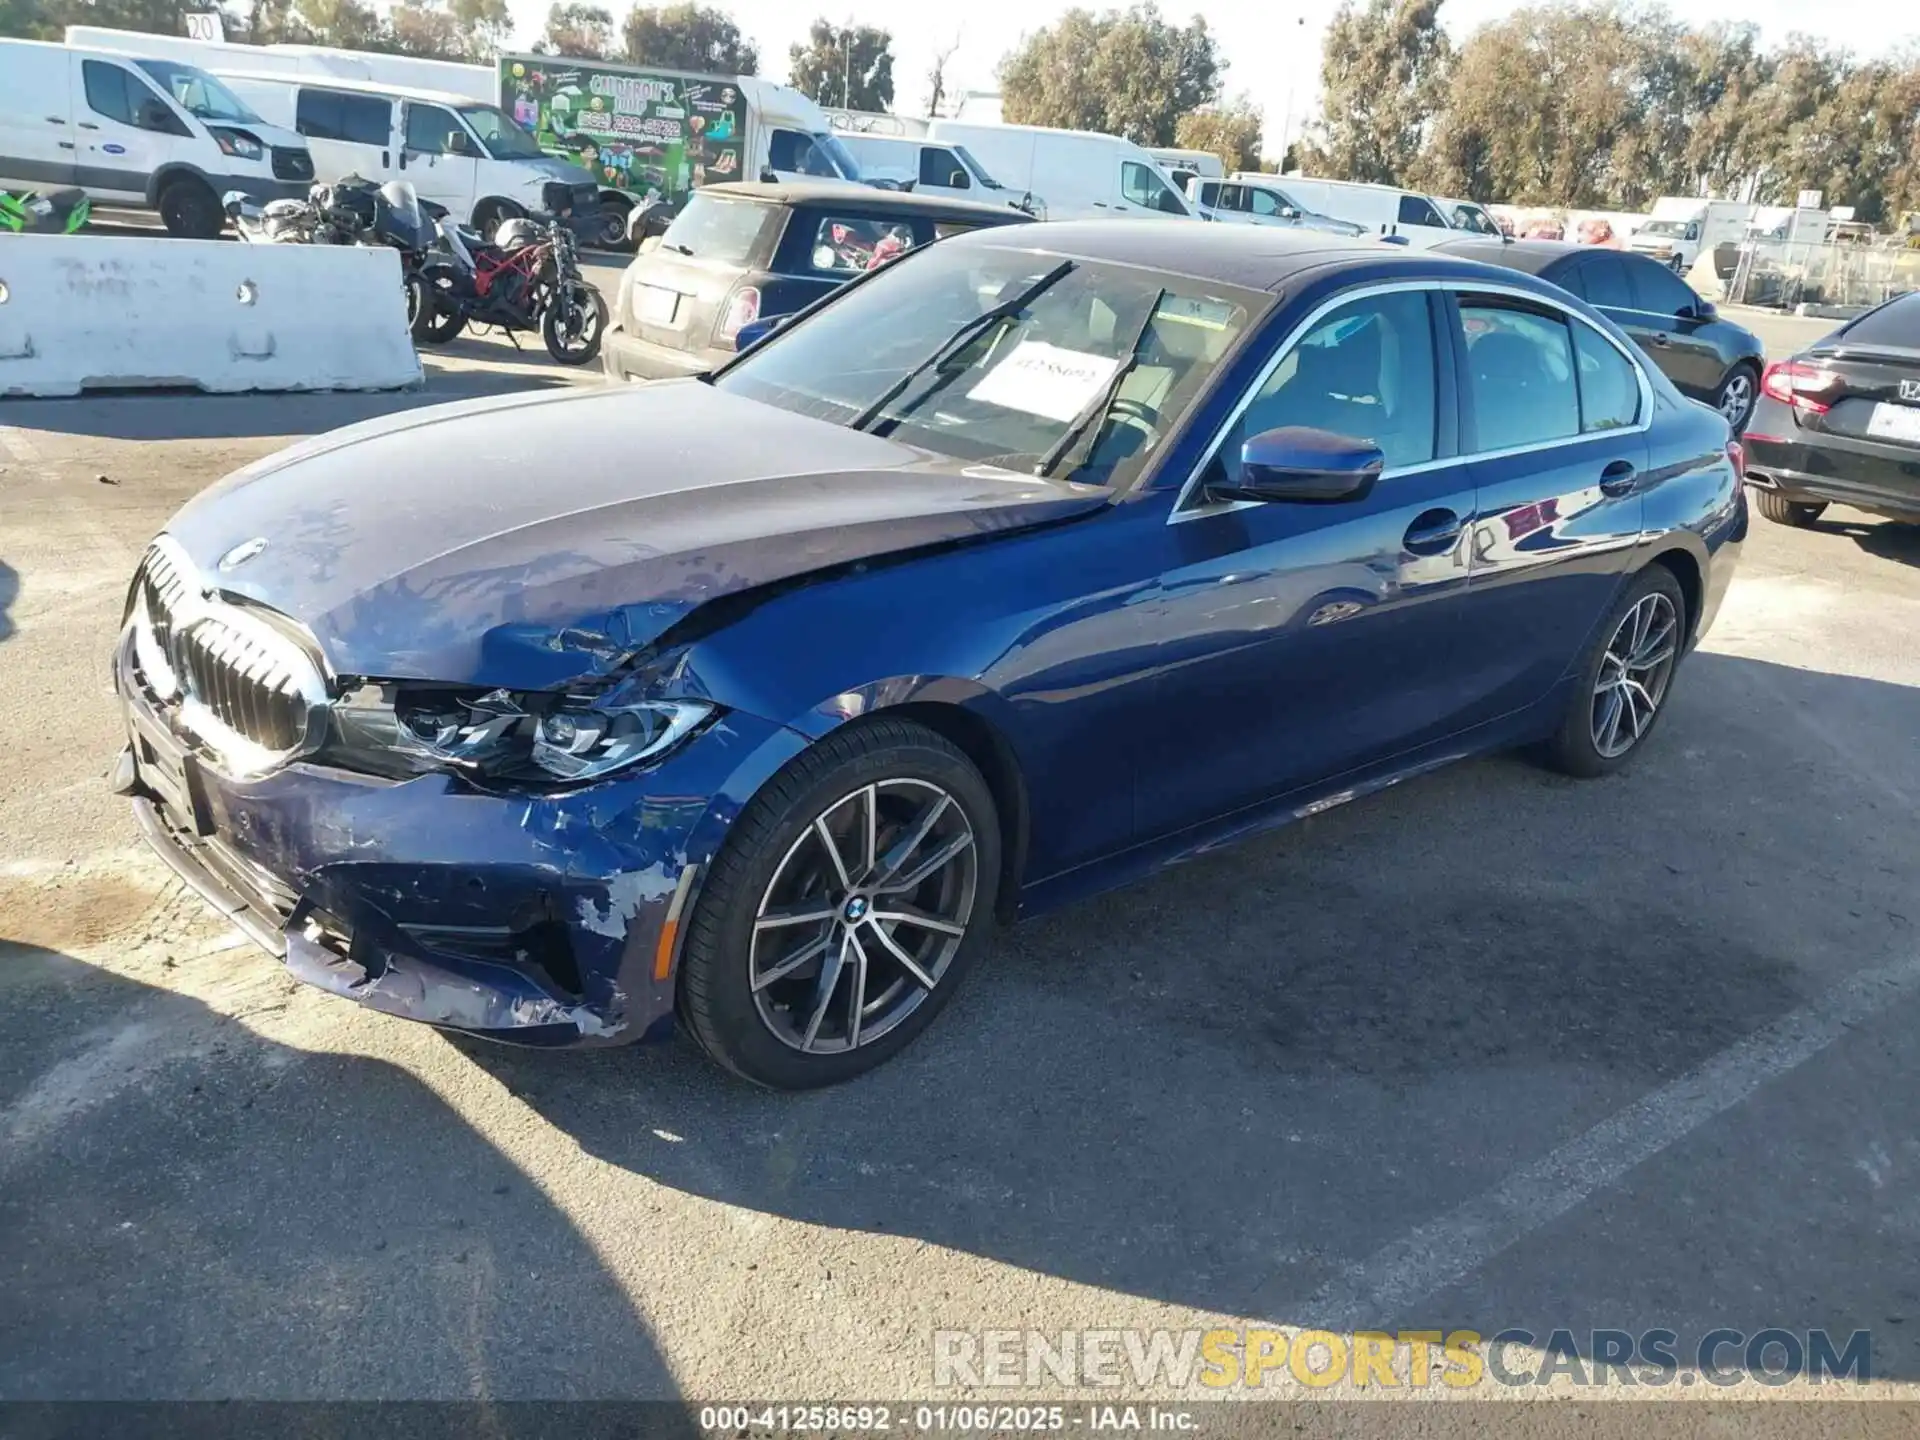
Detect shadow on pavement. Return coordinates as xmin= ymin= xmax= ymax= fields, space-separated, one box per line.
xmin=0 ymin=560 xmax=15 ymax=642
xmin=1829 ymin=516 xmax=1920 ymax=569
xmin=463 ymin=650 xmax=1920 ymax=1379
xmin=0 ymin=937 xmax=680 ymax=1401
xmin=0 ymin=366 xmax=576 ymax=442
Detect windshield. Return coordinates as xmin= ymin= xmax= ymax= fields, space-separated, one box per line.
xmin=658 ymin=193 xmax=778 ymax=264
xmin=1641 ymin=220 xmax=1695 ymax=238
xmin=376 ymin=179 xmax=428 ymax=238
xmin=459 ymin=104 xmax=547 ymax=160
xmin=135 ymin=60 xmax=261 ymax=124
xmin=717 ymin=242 xmax=1254 ymax=487
xmin=954 ymin=145 xmax=1000 ymax=189
xmin=816 ymin=130 xmax=861 ymax=180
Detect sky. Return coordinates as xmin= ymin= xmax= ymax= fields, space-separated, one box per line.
xmin=498 ymin=0 xmax=1920 ymax=155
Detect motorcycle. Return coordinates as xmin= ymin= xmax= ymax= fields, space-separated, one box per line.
xmin=1 ymin=188 xmax=90 ymax=235
xmin=417 ymin=182 xmax=606 ymax=365
xmin=224 ymin=177 xmax=440 ymax=336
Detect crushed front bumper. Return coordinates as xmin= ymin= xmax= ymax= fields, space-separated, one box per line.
xmin=111 ymin=625 xmax=807 ymax=1047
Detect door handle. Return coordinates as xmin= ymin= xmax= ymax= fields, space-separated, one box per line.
xmin=58 ymin=141 xmax=75 ymax=150
xmin=77 ymin=121 xmax=99 ymax=130
xmin=382 ymin=150 xmax=391 ymax=167
xmin=47 ymin=115 xmax=67 ymax=124
xmin=1599 ymin=460 xmax=1638 ymax=497
xmin=1403 ymin=507 xmax=1463 ymax=555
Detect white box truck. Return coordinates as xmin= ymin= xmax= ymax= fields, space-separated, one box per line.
xmin=1628 ymin=197 xmax=1754 ymax=272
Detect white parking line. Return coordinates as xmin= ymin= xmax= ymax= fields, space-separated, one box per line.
xmin=1280 ymin=950 xmax=1920 ymax=1331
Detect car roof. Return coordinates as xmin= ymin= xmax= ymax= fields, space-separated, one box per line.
xmin=697 ymin=181 xmax=1031 ymax=223
xmin=947 ymin=221 xmax=1589 ymax=299
xmin=1430 ymin=237 xmax=1584 ymax=275
xmin=217 ymin=69 xmax=477 ymax=106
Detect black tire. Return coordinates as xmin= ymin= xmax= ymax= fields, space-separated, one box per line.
xmin=540 ymin=284 xmax=606 ymax=365
xmin=591 ymin=200 xmax=631 ymax=250
xmin=414 ymin=273 xmax=467 ymax=344
xmin=470 ymin=199 xmax=518 ymax=244
xmin=1713 ymin=363 xmax=1760 ymax=433
xmin=1540 ymin=565 xmax=1689 ymax=779
xmin=402 ymin=271 xmax=430 ymax=337
xmin=676 ymin=718 xmax=1003 ymax=1089
xmin=157 ymin=178 xmax=222 ymax=239
xmin=1754 ymin=489 xmax=1827 ymax=527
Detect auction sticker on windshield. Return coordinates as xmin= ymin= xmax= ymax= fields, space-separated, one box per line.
xmin=968 ymin=342 xmax=1122 ymax=424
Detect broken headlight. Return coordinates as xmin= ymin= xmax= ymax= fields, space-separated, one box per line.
xmin=321 ymin=685 xmax=713 ymax=786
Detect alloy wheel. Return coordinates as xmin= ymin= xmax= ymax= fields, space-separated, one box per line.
xmin=1719 ymin=372 xmax=1755 ymax=426
xmin=750 ymin=779 xmax=978 ymax=1054
xmin=1591 ymin=592 xmax=1679 ymax=758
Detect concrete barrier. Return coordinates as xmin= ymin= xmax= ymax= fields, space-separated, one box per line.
xmin=0 ymin=235 xmax=422 ymax=397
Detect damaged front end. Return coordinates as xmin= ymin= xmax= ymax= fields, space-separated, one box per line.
xmin=110 ymin=540 xmax=808 ymax=1047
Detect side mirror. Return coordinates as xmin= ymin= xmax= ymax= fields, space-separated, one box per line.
xmin=948 ymin=170 xmax=967 ymax=188
xmin=445 ymin=130 xmax=470 ymax=155
xmin=1688 ymin=298 xmax=1717 ymax=320
xmin=734 ymin=314 xmax=785 ymax=350
xmin=1207 ymin=427 xmax=1384 ymax=505
xmin=1280 ymin=206 xmax=1300 ymax=220
xmin=221 ymin=190 xmax=255 ymax=220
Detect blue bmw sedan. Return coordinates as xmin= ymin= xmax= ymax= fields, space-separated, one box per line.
xmin=111 ymin=223 xmax=1746 ymax=1088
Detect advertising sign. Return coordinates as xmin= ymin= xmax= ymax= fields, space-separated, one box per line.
xmin=499 ymin=57 xmax=748 ymax=208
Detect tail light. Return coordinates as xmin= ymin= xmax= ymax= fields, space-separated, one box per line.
xmin=715 ymin=285 xmax=761 ymax=346
xmin=1760 ymin=359 xmax=1835 ymax=415
xmin=1726 ymin=439 xmax=1745 ymax=482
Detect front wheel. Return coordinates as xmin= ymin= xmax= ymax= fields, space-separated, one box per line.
xmin=158 ymin=178 xmax=222 ymax=239
xmin=1714 ymin=365 xmax=1759 ymax=433
xmin=412 ymin=275 xmax=467 ymax=344
xmin=402 ymin=271 xmax=430 ymax=336
xmin=1540 ymin=566 xmax=1688 ymax=778
xmin=676 ymin=719 xmax=1002 ymax=1089
xmin=540 ymin=283 xmax=607 ymax=365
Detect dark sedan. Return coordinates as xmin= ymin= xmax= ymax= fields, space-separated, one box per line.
xmin=602 ymin=181 xmax=1031 ymax=383
xmin=112 ymin=224 xmax=1744 ymax=1088
xmin=1743 ymin=291 xmax=1920 ymax=528
xmin=1436 ymin=238 xmax=1768 ymax=432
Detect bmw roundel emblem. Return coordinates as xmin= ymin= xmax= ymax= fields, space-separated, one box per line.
xmin=218 ymin=537 xmax=269 ymax=571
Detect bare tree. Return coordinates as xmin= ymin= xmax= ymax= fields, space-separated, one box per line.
xmin=925 ymin=29 xmax=961 ymax=118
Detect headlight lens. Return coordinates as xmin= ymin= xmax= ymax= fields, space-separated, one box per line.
xmin=211 ymin=128 xmax=264 ymax=160
xmin=321 ymin=685 xmax=713 ymax=786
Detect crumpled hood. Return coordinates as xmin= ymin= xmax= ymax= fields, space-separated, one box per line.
xmin=163 ymin=382 xmax=1108 ymax=688
xmin=524 ymin=154 xmax=596 ymax=185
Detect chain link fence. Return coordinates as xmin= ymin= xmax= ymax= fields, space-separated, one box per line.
xmin=1722 ymin=240 xmax=1920 ymax=311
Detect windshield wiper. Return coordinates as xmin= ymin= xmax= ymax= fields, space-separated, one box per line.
xmin=1034 ymin=288 xmax=1164 ymax=480
xmin=849 ymin=259 xmax=1075 ymax=433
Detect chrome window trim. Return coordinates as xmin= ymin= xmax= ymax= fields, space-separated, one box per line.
xmin=1168 ymin=277 xmax=1657 ymax=524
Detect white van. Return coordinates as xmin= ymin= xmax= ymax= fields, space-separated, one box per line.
xmin=834 ymin=132 xmax=1031 ymax=212
xmin=219 ymin=73 xmax=598 ymax=236
xmin=1186 ymin=176 xmax=1364 ymax=237
xmin=926 ymin=121 xmax=1193 ymax=222
xmin=1238 ymin=175 xmax=1459 ymax=249
xmin=1147 ymin=145 xmax=1224 ymax=195
xmin=66 ymin=25 xmax=496 ymax=100
xmin=0 ymin=37 xmax=312 ymax=236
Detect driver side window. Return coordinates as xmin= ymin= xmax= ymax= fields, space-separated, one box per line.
xmin=1225 ymin=290 xmax=1440 ymax=473
xmin=1122 ymin=160 xmax=1185 ymax=215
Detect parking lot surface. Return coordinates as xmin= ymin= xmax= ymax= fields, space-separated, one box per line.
xmin=5 ymin=310 xmax=1920 ymax=1410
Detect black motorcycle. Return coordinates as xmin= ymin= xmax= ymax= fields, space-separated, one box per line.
xmin=415 ymin=182 xmax=606 ymax=365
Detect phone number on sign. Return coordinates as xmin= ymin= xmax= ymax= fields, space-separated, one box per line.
xmin=698 ymin=1405 xmax=1089 ymax=1433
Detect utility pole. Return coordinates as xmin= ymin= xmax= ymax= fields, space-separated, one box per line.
xmin=843 ymin=15 xmax=853 ymax=110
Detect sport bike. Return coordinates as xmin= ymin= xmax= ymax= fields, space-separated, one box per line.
xmin=417 ymin=187 xmax=606 ymax=365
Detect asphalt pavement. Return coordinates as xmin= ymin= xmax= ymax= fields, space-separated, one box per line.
xmin=5 ymin=306 xmax=1920 ymax=1415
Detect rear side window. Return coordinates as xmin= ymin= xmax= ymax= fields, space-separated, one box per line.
xmin=1577 ymin=256 xmax=1634 ymax=309
xmin=918 ymin=147 xmax=968 ymax=190
xmin=659 ymin=194 xmax=778 ymax=266
xmin=1833 ymin=292 xmax=1920 ymax=349
xmin=296 ymin=90 xmax=392 ymax=147
xmin=1235 ymin=290 xmax=1439 ymax=470
xmin=1460 ymin=303 xmax=1581 ymax=451
xmin=1572 ymin=325 xmax=1642 ymax=432
xmin=1397 ymin=194 xmax=1445 ymax=227
xmin=805 ymin=215 xmax=921 ymax=275
xmin=1625 ymin=257 xmax=1697 ymax=317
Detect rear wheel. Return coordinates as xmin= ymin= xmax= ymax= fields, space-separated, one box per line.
xmin=1541 ymin=565 xmax=1688 ymax=778
xmin=470 ymin=199 xmax=517 ymax=245
xmin=412 ymin=274 xmax=467 ymax=344
xmin=1754 ymin=490 xmax=1827 ymax=527
xmin=676 ymin=719 xmax=1002 ymax=1089
xmin=157 ymin=178 xmax=221 ymax=239
xmin=590 ymin=199 xmax=631 ymax=250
